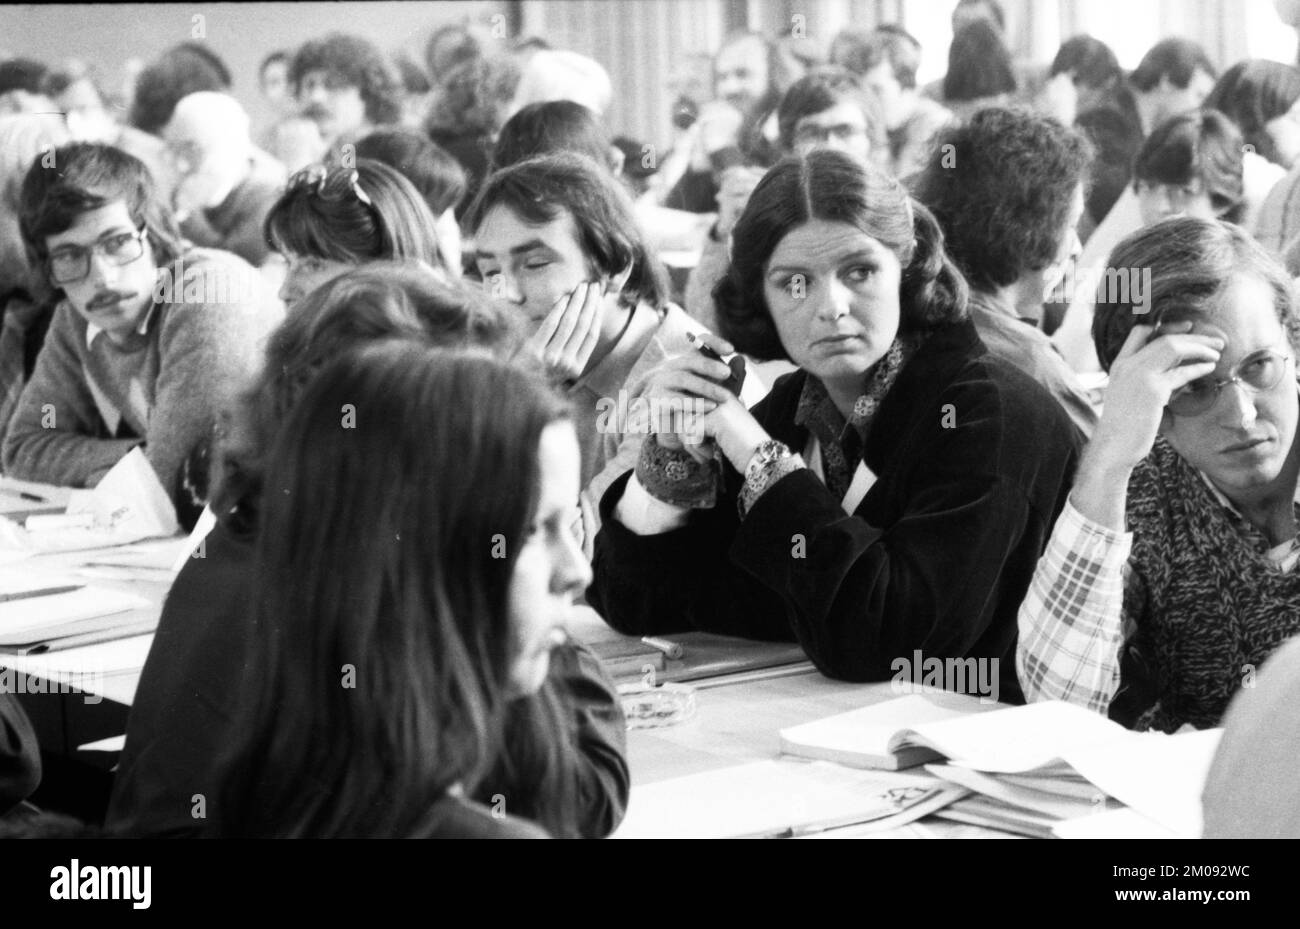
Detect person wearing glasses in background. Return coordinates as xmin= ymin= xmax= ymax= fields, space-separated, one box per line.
xmin=1 ymin=143 xmax=280 ymax=511
xmin=1018 ymin=217 xmax=1300 ymax=733
xmin=266 ymin=160 xmax=452 ymax=309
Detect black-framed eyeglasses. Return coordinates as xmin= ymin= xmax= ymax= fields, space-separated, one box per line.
xmin=1167 ymin=349 xmax=1294 ymax=417
xmin=46 ymin=226 xmax=149 ymax=285
xmin=287 ymin=163 xmax=375 ymax=210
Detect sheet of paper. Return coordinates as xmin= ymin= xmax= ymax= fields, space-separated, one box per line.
xmin=613 ymin=759 xmax=942 ymax=839
xmin=902 ymin=700 xmax=1129 ymax=773
xmin=780 ymin=694 xmax=1000 ymax=761
xmin=0 ymin=632 xmax=155 ymax=680
xmin=1062 ymin=727 xmax=1222 ymax=838
xmin=0 ymin=587 xmax=150 ymax=637
xmin=1052 ymin=806 xmax=1179 ymax=839
xmin=67 ymin=446 xmax=179 ymax=537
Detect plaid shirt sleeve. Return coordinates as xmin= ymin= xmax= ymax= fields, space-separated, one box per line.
xmin=1016 ymin=496 xmax=1133 ymax=713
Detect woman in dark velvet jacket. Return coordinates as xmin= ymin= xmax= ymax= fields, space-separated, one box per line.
xmin=588 ymin=151 xmax=1081 ymax=702
xmin=106 ymin=264 xmax=629 ymax=839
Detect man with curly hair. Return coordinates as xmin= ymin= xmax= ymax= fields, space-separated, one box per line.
xmin=912 ymin=106 xmax=1098 ymax=437
xmin=291 ymin=33 xmax=402 ymax=149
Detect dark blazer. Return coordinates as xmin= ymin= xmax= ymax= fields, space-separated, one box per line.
xmin=0 ymin=692 xmax=40 ymax=815
xmin=589 ymin=318 xmax=1082 ymax=703
xmin=107 ymin=519 xmax=630 ymax=838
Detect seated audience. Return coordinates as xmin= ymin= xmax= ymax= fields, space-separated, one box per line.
xmin=940 ymin=20 xmax=1019 ymax=124
xmin=1202 ymin=635 xmax=1300 ymax=838
xmin=45 ymin=67 xmax=171 ymax=191
xmin=833 ymin=26 xmax=952 ymax=181
xmin=129 ymin=42 xmax=232 ymax=136
xmin=203 ymin=341 xmax=596 ymax=837
xmin=163 ymin=92 xmax=286 ymax=267
xmin=425 ymin=54 xmax=521 ymax=215
xmin=588 ymin=151 xmax=1080 ymax=696
xmin=467 ymin=152 xmax=765 ymax=554
xmin=510 ymin=49 xmax=612 ymax=118
xmin=1018 ymin=217 xmax=1300 ymax=732
xmin=685 ymin=66 xmax=887 ymax=333
xmin=0 ymin=114 xmax=69 ymax=443
xmin=664 ymin=31 xmax=782 ymax=213
xmin=291 ymin=33 xmax=401 ymax=150
xmin=1203 ymin=59 xmax=1300 ymax=170
xmin=0 ymin=58 xmax=53 ymax=115
xmin=1054 ymin=109 xmax=1252 ymax=374
xmin=912 ymin=107 xmax=1098 ymax=436
xmin=2 ymin=143 xmax=280 ymax=508
xmin=1041 ymin=34 xmax=1125 ymax=129
xmin=107 ymin=264 xmax=629 ymax=839
xmin=1132 ymin=109 xmax=1246 ymax=226
xmin=266 ymin=159 xmax=451 ymax=308
xmin=354 ymin=128 xmax=466 ymax=275
xmin=1044 ymin=36 xmax=1135 ymax=239
xmin=492 ymin=100 xmax=618 ymax=174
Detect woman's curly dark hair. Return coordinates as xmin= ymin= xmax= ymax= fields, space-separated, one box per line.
xmin=425 ymin=54 xmax=521 ymax=141
xmin=911 ymin=106 xmax=1091 ymax=294
xmin=713 ymin=150 xmax=967 ymax=361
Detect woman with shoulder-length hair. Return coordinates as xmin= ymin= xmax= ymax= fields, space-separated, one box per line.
xmin=265 ymin=158 xmax=453 ymax=308
xmin=1019 ymin=216 xmax=1300 ymax=732
xmin=588 ymin=150 xmax=1081 ymax=700
xmin=108 ymin=264 xmax=628 ymax=840
xmin=208 ymin=342 xmax=592 ymax=838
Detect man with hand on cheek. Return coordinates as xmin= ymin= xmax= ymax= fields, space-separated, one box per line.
xmin=467 ymin=153 xmax=764 ymax=553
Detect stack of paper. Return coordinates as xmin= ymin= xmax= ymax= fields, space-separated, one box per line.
xmin=0 ymin=583 xmax=153 ymax=654
xmin=613 ymin=760 xmax=970 ymax=839
xmin=779 ymin=697 xmax=1220 ymax=838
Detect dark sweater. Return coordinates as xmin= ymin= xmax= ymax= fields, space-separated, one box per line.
xmin=107 ymin=520 xmax=629 ymax=838
xmin=589 ymin=318 xmax=1081 ymax=702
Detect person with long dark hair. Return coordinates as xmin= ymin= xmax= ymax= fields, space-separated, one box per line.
xmin=206 ymin=341 xmax=591 ymax=837
xmin=108 ymin=264 xmax=628 ymax=839
xmin=588 ymin=151 xmax=1080 ymax=699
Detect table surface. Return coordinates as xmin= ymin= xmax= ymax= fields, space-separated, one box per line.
xmin=2 ymin=478 xmax=1013 ymax=837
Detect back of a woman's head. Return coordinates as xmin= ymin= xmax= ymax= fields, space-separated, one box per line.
xmin=214 ymin=342 xmax=568 ymax=837
xmin=354 ymin=128 xmax=467 ymax=217
xmin=213 ymin=262 xmax=523 ymax=532
xmin=1049 ymin=35 xmax=1121 ymax=91
xmin=1203 ymin=60 xmax=1300 ymax=164
xmin=264 ymin=159 xmax=444 ymax=268
xmin=1134 ymin=109 xmax=1245 ymax=223
xmin=1092 ymin=217 xmax=1300 ymax=371
xmin=714 ymin=150 xmax=968 ymax=360
xmin=492 ymin=100 xmax=612 ymax=172
xmin=943 ymin=20 xmax=1017 ymax=102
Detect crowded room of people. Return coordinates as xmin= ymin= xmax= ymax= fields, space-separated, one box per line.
xmin=3 ymin=0 xmax=1300 ymax=859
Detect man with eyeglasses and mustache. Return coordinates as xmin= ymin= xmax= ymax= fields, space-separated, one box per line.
xmin=2 ymin=143 xmax=280 ymax=515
